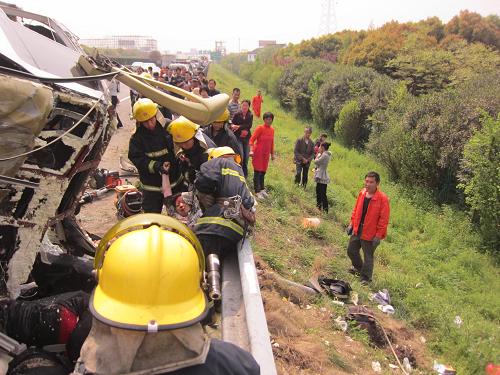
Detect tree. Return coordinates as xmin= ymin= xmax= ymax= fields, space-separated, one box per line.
xmin=341 ymin=21 xmax=412 ymax=73
xmin=445 ymin=10 xmax=500 ymax=49
xmin=335 ymin=100 xmax=363 ymax=147
xmin=459 ymin=114 xmax=500 ymax=250
xmin=148 ymin=50 xmax=162 ymax=64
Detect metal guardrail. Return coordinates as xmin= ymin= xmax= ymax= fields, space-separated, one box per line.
xmin=222 ymin=240 xmax=277 ymax=375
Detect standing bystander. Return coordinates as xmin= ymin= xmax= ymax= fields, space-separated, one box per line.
xmin=227 ymin=88 xmax=241 ymax=120
xmin=231 ymin=100 xmax=253 ymax=178
xmin=249 ymin=112 xmax=275 ymax=199
xmin=294 ymin=127 xmax=315 ymax=188
xmin=314 ymin=142 xmax=331 ymax=213
xmin=251 ymin=90 xmax=263 ymax=118
xmin=346 ymin=172 xmax=390 ymax=285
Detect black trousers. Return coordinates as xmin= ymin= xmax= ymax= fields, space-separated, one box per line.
xmin=295 ymin=163 xmax=310 ymax=187
xmin=198 ymin=234 xmax=237 ymax=259
xmin=316 ymin=183 xmax=328 ymax=212
xmin=253 ymin=171 xmax=266 ymax=193
xmin=347 ymin=235 xmax=378 ymax=282
xmin=141 ymin=190 xmax=163 ymax=213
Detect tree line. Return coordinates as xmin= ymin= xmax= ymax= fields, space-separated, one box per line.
xmin=221 ymin=10 xmax=499 ymax=252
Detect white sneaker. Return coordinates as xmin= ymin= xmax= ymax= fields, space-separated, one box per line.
xmin=260 ymin=190 xmax=269 ymax=198
xmin=255 ymin=191 xmax=264 ymax=200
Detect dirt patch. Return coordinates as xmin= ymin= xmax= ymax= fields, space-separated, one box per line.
xmin=256 ymin=253 xmax=433 ymax=374
xmin=78 ymin=94 xmax=138 ymax=237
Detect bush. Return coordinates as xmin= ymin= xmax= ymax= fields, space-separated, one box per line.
xmin=310 ymin=65 xmax=396 ymax=131
xmin=335 ymin=100 xmax=363 ymax=147
xmin=459 ymin=114 xmax=500 ymax=250
xmin=368 ymin=73 xmax=500 ymax=203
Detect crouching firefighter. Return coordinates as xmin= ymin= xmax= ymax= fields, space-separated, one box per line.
xmin=128 ymin=98 xmax=181 ymax=213
xmin=194 ymin=147 xmax=256 ymax=301
xmin=71 ymin=214 xmax=260 ymax=375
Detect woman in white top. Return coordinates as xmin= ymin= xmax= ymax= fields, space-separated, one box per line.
xmin=314 ymin=142 xmax=332 ymax=213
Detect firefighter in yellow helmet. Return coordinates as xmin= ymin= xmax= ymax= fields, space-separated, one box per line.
xmin=128 ymin=98 xmax=180 ymax=213
xmin=194 ymin=147 xmax=256 ymax=300
xmin=167 ymin=116 xmax=216 ymax=186
xmin=202 ymin=109 xmax=243 ymax=160
xmin=74 ymin=214 xmax=260 ymax=375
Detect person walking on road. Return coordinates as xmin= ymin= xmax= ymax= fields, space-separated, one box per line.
xmin=346 ymin=171 xmax=390 ymax=285
xmin=313 ymin=142 xmax=331 ymax=213
xmin=249 ymin=112 xmax=275 ymax=199
xmin=251 ymin=90 xmax=263 ymax=119
xmin=294 ymin=126 xmax=315 ymax=188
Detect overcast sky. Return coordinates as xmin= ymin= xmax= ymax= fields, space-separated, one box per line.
xmin=9 ymin=0 xmax=500 ymax=53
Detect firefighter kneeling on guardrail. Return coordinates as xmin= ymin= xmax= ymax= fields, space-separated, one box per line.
xmin=71 ymin=214 xmax=260 ymax=375
xmin=194 ymin=147 xmax=256 ymax=301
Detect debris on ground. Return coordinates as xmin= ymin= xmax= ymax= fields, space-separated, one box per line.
xmin=302 ymin=217 xmax=321 ymax=228
xmin=403 ymin=357 xmax=413 ymax=372
xmin=378 ymin=304 xmax=395 ymax=314
xmin=371 ymin=361 xmax=382 ymax=372
xmin=433 ymin=361 xmax=457 ymax=374
xmin=334 ymin=316 xmax=348 ymax=332
xmin=370 ymin=289 xmax=391 ymax=305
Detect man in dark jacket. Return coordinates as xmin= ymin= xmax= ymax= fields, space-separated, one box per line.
xmin=294 ymin=126 xmax=315 ymax=188
xmin=203 ymin=109 xmax=243 ymax=159
xmin=128 ymin=98 xmax=180 ymax=213
xmin=167 ymin=116 xmax=216 ymax=186
xmin=231 ymin=100 xmax=253 ymax=178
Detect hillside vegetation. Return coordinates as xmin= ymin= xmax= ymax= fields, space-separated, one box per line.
xmin=210 ymin=61 xmax=499 ymax=373
xmin=221 ymin=10 xmax=500 ymax=251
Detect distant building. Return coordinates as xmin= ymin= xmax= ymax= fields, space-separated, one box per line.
xmin=80 ymin=36 xmax=158 ymax=51
xmin=258 ymin=40 xmax=277 ymax=48
xmin=247 ymin=49 xmax=258 ymax=62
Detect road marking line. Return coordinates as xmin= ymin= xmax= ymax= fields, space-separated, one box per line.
xmin=120 ymin=96 xmax=130 ymax=102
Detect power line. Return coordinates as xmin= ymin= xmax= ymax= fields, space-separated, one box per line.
xmin=319 ymin=0 xmax=337 ymax=36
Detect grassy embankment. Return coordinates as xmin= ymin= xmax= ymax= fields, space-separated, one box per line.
xmin=210 ymin=63 xmax=499 ymax=374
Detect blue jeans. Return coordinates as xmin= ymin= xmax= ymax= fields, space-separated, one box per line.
xmin=239 ymin=139 xmax=250 ymax=178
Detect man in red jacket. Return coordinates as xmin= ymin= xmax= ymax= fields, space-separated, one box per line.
xmin=346 ymin=171 xmax=390 ymax=285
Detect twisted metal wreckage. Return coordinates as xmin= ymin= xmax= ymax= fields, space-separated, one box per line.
xmin=0 ymin=2 xmax=230 ymax=299
xmin=0 ymin=4 xmax=277 ymax=374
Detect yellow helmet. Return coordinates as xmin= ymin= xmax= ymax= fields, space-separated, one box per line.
xmin=167 ymin=116 xmax=200 ymax=143
xmin=91 ymin=214 xmax=207 ymax=331
xmin=214 ymin=108 xmax=230 ymax=123
xmin=207 ymin=146 xmax=241 ymax=164
xmin=133 ymin=98 xmax=158 ymax=122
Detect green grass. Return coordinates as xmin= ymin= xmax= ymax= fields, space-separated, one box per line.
xmin=211 ymin=64 xmax=500 ymax=374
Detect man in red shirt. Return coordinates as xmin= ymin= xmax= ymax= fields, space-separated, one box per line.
xmin=346 ymin=171 xmax=390 ymax=285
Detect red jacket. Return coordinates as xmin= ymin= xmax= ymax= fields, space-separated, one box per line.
xmin=350 ymin=188 xmax=390 ymax=241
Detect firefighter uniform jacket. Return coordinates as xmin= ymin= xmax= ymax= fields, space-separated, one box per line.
xmin=128 ymin=122 xmax=179 ymax=192
xmin=194 ymin=158 xmax=255 ymax=243
xmin=203 ymin=124 xmax=243 ymax=158
xmin=179 ymin=132 xmax=216 ymax=185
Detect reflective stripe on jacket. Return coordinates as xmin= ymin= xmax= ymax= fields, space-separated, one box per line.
xmin=194 ymin=158 xmax=255 ymax=242
xmin=128 ymin=122 xmax=179 ymax=189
